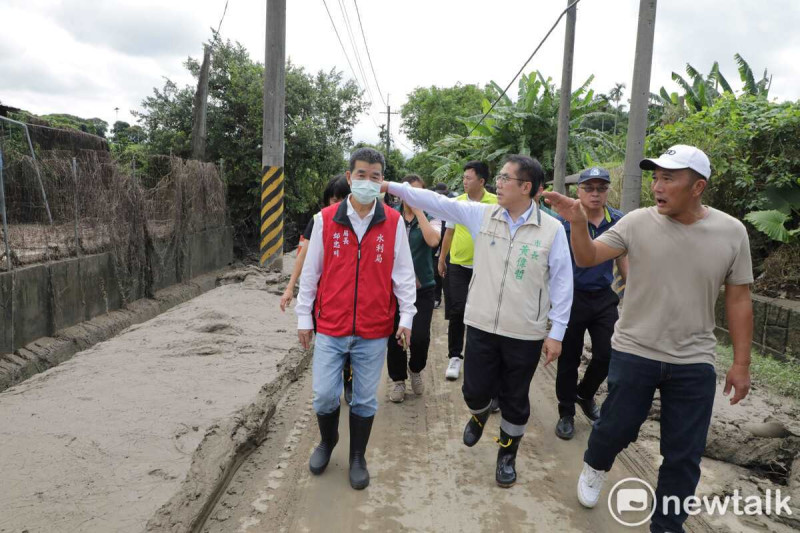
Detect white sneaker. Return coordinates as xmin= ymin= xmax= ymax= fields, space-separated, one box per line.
xmin=577 ymin=462 xmax=608 ymax=508
xmin=410 ymin=371 xmax=424 ymax=395
xmin=389 ymin=381 xmax=406 ymax=403
xmin=445 ymin=357 xmax=462 ymax=381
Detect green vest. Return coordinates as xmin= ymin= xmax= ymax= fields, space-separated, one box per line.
xmin=396 ymin=205 xmax=436 ymax=289
xmin=450 ymin=190 xmax=497 ymax=266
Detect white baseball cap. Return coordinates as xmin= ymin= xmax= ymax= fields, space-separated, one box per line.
xmin=639 ymin=145 xmax=711 ymax=179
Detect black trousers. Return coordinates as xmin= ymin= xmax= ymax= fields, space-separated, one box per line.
xmin=462 ymin=326 xmax=543 ymax=433
xmin=433 ymin=267 xmax=443 ymax=303
xmin=386 ymin=287 xmax=436 ymax=381
xmin=444 ymin=262 xmax=472 ymax=359
xmin=556 ymin=287 xmax=619 ymax=417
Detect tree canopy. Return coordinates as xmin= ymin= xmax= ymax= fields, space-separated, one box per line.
xmin=400 ymin=84 xmax=491 ymax=150
xmin=134 ymin=36 xmax=366 ymax=241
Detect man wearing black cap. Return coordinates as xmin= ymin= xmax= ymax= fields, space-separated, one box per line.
xmin=545 ymin=145 xmax=753 ymax=533
xmin=554 ymin=167 xmax=627 ymax=440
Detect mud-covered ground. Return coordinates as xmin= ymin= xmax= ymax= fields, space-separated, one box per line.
xmin=202 ymin=297 xmax=800 ymax=533
xmin=1 ymin=257 xmax=797 ymax=532
xmin=0 ymin=268 xmax=298 ymax=532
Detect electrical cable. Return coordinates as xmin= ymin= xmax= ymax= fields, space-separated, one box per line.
xmin=352 ymin=0 xmax=386 ymax=107
xmin=468 ymin=0 xmax=582 ymax=136
xmin=336 ymin=0 xmax=375 ymax=105
xmin=320 ymin=0 xmax=369 ymax=102
xmin=215 ymin=0 xmax=230 ymax=35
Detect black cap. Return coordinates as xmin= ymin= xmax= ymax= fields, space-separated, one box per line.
xmin=578 ymin=167 xmax=611 ymax=184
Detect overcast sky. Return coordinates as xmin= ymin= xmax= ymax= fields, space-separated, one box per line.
xmin=2 ymin=0 xmax=798 ymax=155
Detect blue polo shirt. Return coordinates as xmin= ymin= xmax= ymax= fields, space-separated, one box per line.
xmin=560 ymin=205 xmax=624 ymax=291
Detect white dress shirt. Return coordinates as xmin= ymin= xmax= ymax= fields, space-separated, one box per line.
xmin=387 ymin=182 xmax=572 ymax=341
xmin=295 ymin=195 xmax=418 ymax=333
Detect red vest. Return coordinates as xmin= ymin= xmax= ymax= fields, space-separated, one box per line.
xmin=315 ymin=200 xmax=399 ymax=339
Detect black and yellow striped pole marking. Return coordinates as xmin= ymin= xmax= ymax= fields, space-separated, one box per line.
xmin=260 ymin=166 xmax=284 ymax=266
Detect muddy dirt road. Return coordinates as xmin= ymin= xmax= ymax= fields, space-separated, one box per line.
xmin=203 ymin=314 xmax=660 ymax=533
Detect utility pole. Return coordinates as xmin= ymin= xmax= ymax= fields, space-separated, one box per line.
xmin=380 ymin=94 xmax=398 ymax=155
xmin=553 ymin=0 xmax=577 ymax=195
xmin=260 ymin=0 xmax=286 ymax=270
xmin=621 ymin=0 xmax=657 ymax=213
xmin=191 ymin=45 xmax=211 ymax=161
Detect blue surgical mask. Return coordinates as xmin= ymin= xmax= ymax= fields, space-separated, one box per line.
xmin=350 ymin=179 xmax=383 ymax=204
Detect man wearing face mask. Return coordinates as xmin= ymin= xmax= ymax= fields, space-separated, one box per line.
xmin=295 ymin=147 xmax=417 ymax=490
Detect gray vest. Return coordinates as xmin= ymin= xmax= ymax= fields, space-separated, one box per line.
xmin=464 ymin=204 xmax=561 ymax=340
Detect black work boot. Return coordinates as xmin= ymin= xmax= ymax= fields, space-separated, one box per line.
xmin=495 ymin=430 xmax=522 ymax=488
xmin=576 ymin=394 xmax=601 ymax=421
xmin=309 ymin=407 xmax=339 ymax=475
xmin=349 ymin=412 xmax=375 ymax=490
xmin=463 ymin=408 xmax=491 ymax=447
xmin=555 ymin=415 xmax=575 ymax=440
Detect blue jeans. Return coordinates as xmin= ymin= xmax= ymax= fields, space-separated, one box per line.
xmin=584 ymin=350 xmax=716 ymax=533
xmin=312 ymin=333 xmax=387 ymax=418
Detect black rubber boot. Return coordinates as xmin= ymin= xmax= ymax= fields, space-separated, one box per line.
xmin=463 ymin=408 xmax=491 ymax=447
xmin=495 ymin=429 xmax=522 ymax=488
xmin=555 ymin=415 xmax=575 ymax=440
xmin=349 ymin=412 xmax=374 ymax=490
xmin=309 ymin=407 xmax=339 ymax=475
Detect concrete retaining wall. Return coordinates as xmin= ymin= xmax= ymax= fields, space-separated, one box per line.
xmin=0 ymin=226 xmax=233 ymax=356
xmin=715 ymin=290 xmax=800 ymax=360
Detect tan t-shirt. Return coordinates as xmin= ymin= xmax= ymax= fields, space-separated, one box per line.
xmin=596 ymin=206 xmax=753 ymax=366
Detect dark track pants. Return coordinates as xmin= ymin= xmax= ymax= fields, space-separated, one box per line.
xmin=387 ymin=287 xmax=435 ymax=381
xmin=444 ymin=263 xmax=472 ymax=360
xmin=462 ymin=326 xmax=543 ymax=436
xmin=556 ymin=287 xmax=619 ymax=417
xmin=584 ymin=350 xmax=716 ymax=533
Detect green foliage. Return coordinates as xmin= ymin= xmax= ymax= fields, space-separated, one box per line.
xmin=133 ymin=78 xmax=194 ymax=157
xmin=647 ymin=94 xmax=800 ymax=220
xmin=405 ymin=150 xmax=443 ymax=184
xmin=109 ymin=121 xmax=146 ymax=156
xmin=652 ymin=55 xmax=771 ymax=121
xmin=352 ymin=141 xmax=408 ymax=183
xmin=745 ymin=210 xmax=799 ymax=243
xmin=400 ymin=84 xmax=491 ymax=150
xmin=39 ymin=113 xmax=109 ymax=137
xmin=135 ymin=35 xmax=366 ymax=242
xmin=425 ymin=71 xmax=621 ymax=188
xmin=716 ymin=345 xmax=800 ymax=401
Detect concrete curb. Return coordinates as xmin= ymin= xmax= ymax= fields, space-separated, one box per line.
xmin=145 ymin=345 xmax=313 ymax=532
xmin=0 ymin=268 xmax=229 ymax=393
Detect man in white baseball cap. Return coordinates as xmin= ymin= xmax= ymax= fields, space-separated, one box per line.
xmin=639 ymin=144 xmax=712 ymax=178
xmin=543 ymin=144 xmax=754 ymax=533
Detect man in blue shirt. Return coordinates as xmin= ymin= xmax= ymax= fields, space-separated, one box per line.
xmin=555 ymin=167 xmax=627 ymax=440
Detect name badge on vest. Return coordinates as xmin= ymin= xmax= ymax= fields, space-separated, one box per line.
xmin=332 ymin=230 xmax=351 ymax=257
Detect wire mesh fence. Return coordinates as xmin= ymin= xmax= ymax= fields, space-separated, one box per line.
xmin=0 ymin=117 xmax=227 ymax=303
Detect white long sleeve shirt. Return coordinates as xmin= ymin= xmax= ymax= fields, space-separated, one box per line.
xmin=387 ymin=182 xmax=572 ymax=341
xmin=295 ymin=195 xmax=417 ymax=333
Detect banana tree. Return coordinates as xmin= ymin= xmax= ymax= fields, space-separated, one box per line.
xmin=428 ymin=70 xmax=619 ymax=187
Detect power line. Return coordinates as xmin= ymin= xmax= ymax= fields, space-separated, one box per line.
xmin=468 ymin=0 xmax=583 ymax=136
xmin=215 ymin=0 xmax=230 ymax=34
xmin=336 ymin=0 xmax=375 ymax=105
xmin=352 ymin=0 xmax=386 ymax=107
xmin=320 ymin=0 xmax=369 ymax=102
